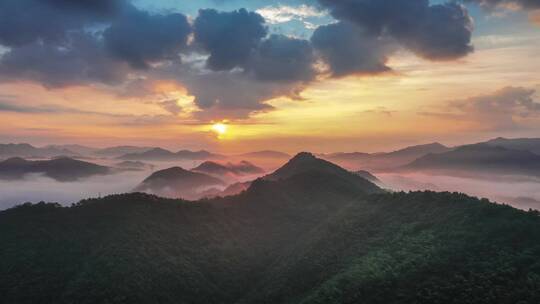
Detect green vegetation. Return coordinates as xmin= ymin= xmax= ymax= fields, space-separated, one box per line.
xmin=1 ymin=167 xmax=540 ymax=303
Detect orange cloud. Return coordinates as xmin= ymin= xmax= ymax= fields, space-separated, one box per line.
xmin=530 ymin=10 xmax=540 ymax=26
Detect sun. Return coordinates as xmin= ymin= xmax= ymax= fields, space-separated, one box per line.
xmin=211 ymin=123 xmax=228 ymax=136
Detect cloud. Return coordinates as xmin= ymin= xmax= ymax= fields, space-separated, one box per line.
xmin=422 ymin=86 xmax=540 ymax=131
xmin=158 ymin=99 xmax=183 ymax=116
xmin=0 ymin=2 xmax=483 ymax=121
xmin=311 ymin=22 xmax=395 ymax=77
xmin=104 ymin=8 xmax=192 ymax=69
xmin=0 ymin=99 xmax=109 ymax=115
xmin=0 ymin=0 xmax=126 ymax=47
xmin=0 ymin=32 xmax=129 ymax=87
xmin=530 ymin=10 xmax=540 ymax=25
xmin=450 ymin=86 xmax=540 ymax=116
xmin=256 ymin=4 xmax=324 ymax=24
xmin=193 ymin=8 xmax=267 ymax=71
xmin=317 ymin=0 xmax=474 ymax=62
xmin=246 ymin=34 xmax=316 ymax=82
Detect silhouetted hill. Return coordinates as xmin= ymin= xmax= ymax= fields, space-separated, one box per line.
xmin=322 ymin=143 xmax=451 ymax=171
xmin=120 ymin=148 xmax=222 ymax=161
xmin=133 ymin=167 xmax=225 ymax=200
xmin=403 ymin=144 xmax=540 ymax=177
xmin=1 ymin=162 xmax=540 ymax=303
xmin=0 ymin=157 xmax=110 ymax=181
xmin=483 ymin=137 xmax=540 ymax=154
xmin=192 ymin=160 xmax=264 ymax=177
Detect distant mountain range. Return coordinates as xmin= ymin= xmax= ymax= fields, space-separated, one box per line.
xmin=321 ymin=143 xmax=452 ymax=171
xmin=2 ymin=152 xmax=540 ymax=303
xmin=0 ymin=157 xmax=110 ymax=182
xmin=402 ymin=143 xmax=540 ymax=177
xmin=94 ymin=146 xmax=155 ymax=158
xmin=0 ymin=143 xmax=79 ymax=159
xmin=483 ymin=137 xmax=540 ymax=154
xmin=119 ymin=148 xmax=223 ymax=161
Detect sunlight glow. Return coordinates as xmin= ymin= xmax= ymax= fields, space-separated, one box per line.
xmin=211 ymin=123 xmax=228 ymax=136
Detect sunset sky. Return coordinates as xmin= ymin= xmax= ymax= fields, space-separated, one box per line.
xmin=0 ymin=0 xmax=539 ymax=153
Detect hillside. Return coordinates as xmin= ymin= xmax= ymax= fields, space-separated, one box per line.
xmin=403 ymin=144 xmax=540 ymax=177
xmin=133 ymin=167 xmax=225 ymax=200
xmin=1 ymin=157 xmax=540 ymax=303
xmin=0 ymin=157 xmax=110 ymax=181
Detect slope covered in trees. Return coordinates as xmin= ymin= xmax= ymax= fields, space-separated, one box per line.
xmin=1 ymin=154 xmax=540 ymax=304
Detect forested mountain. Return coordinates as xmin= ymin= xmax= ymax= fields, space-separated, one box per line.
xmin=1 ymin=154 xmax=540 ymax=303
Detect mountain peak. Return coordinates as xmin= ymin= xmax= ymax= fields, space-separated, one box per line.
xmin=290 ymin=152 xmax=317 ymax=162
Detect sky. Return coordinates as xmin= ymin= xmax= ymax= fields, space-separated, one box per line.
xmin=0 ymin=0 xmax=539 ymax=153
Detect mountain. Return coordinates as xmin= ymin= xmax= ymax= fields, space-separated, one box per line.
xmin=2 ymin=157 xmax=540 ymax=303
xmin=483 ymin=137 xmax=540 ymax=154
xmin=0 ymin=157 xmax=110 ymax=181
xmin=94 ymin=146 xmax=154 ymax=158
xmin=0 ymin=143 xmax=79 ymax=159
xmin=239 ymin=150 xmax=291 ymax=159
xmin=264 ymin=152 xmax=382 ymax=194
xmin=120 ymin=148 xmax=221 ymax=161
xmin=403 ymin=143 xmax=540 ymax=177
xmin=322 ymin=143 xmax=452 ymax=171
xmin=133 ymin=167 xmax=226 ymax=200
xmin=192 ymin=160 xmax=265 ymax=177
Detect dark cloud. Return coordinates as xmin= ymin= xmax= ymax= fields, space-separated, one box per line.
xmin=317 ymin=0 xmax=474 ymax=62
xmin=0 ymin=32 xmax=129 ymax=87
xmin=0 ymin=0 xmax=126 ymax=47
xmin=396 ymin=3 xmax=474 ymax=61
xmin=45 ymin=0 xmax=127 ymax=15
xmin=193 ymin=8 xmax=268 ymax=71
xmin=311 ymin=22 xmax=395 ymax=77
xmin=104 ymin=8 xmax=192 ymax=69
xmin=246 ymin=34 xmax=316 ymax=82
